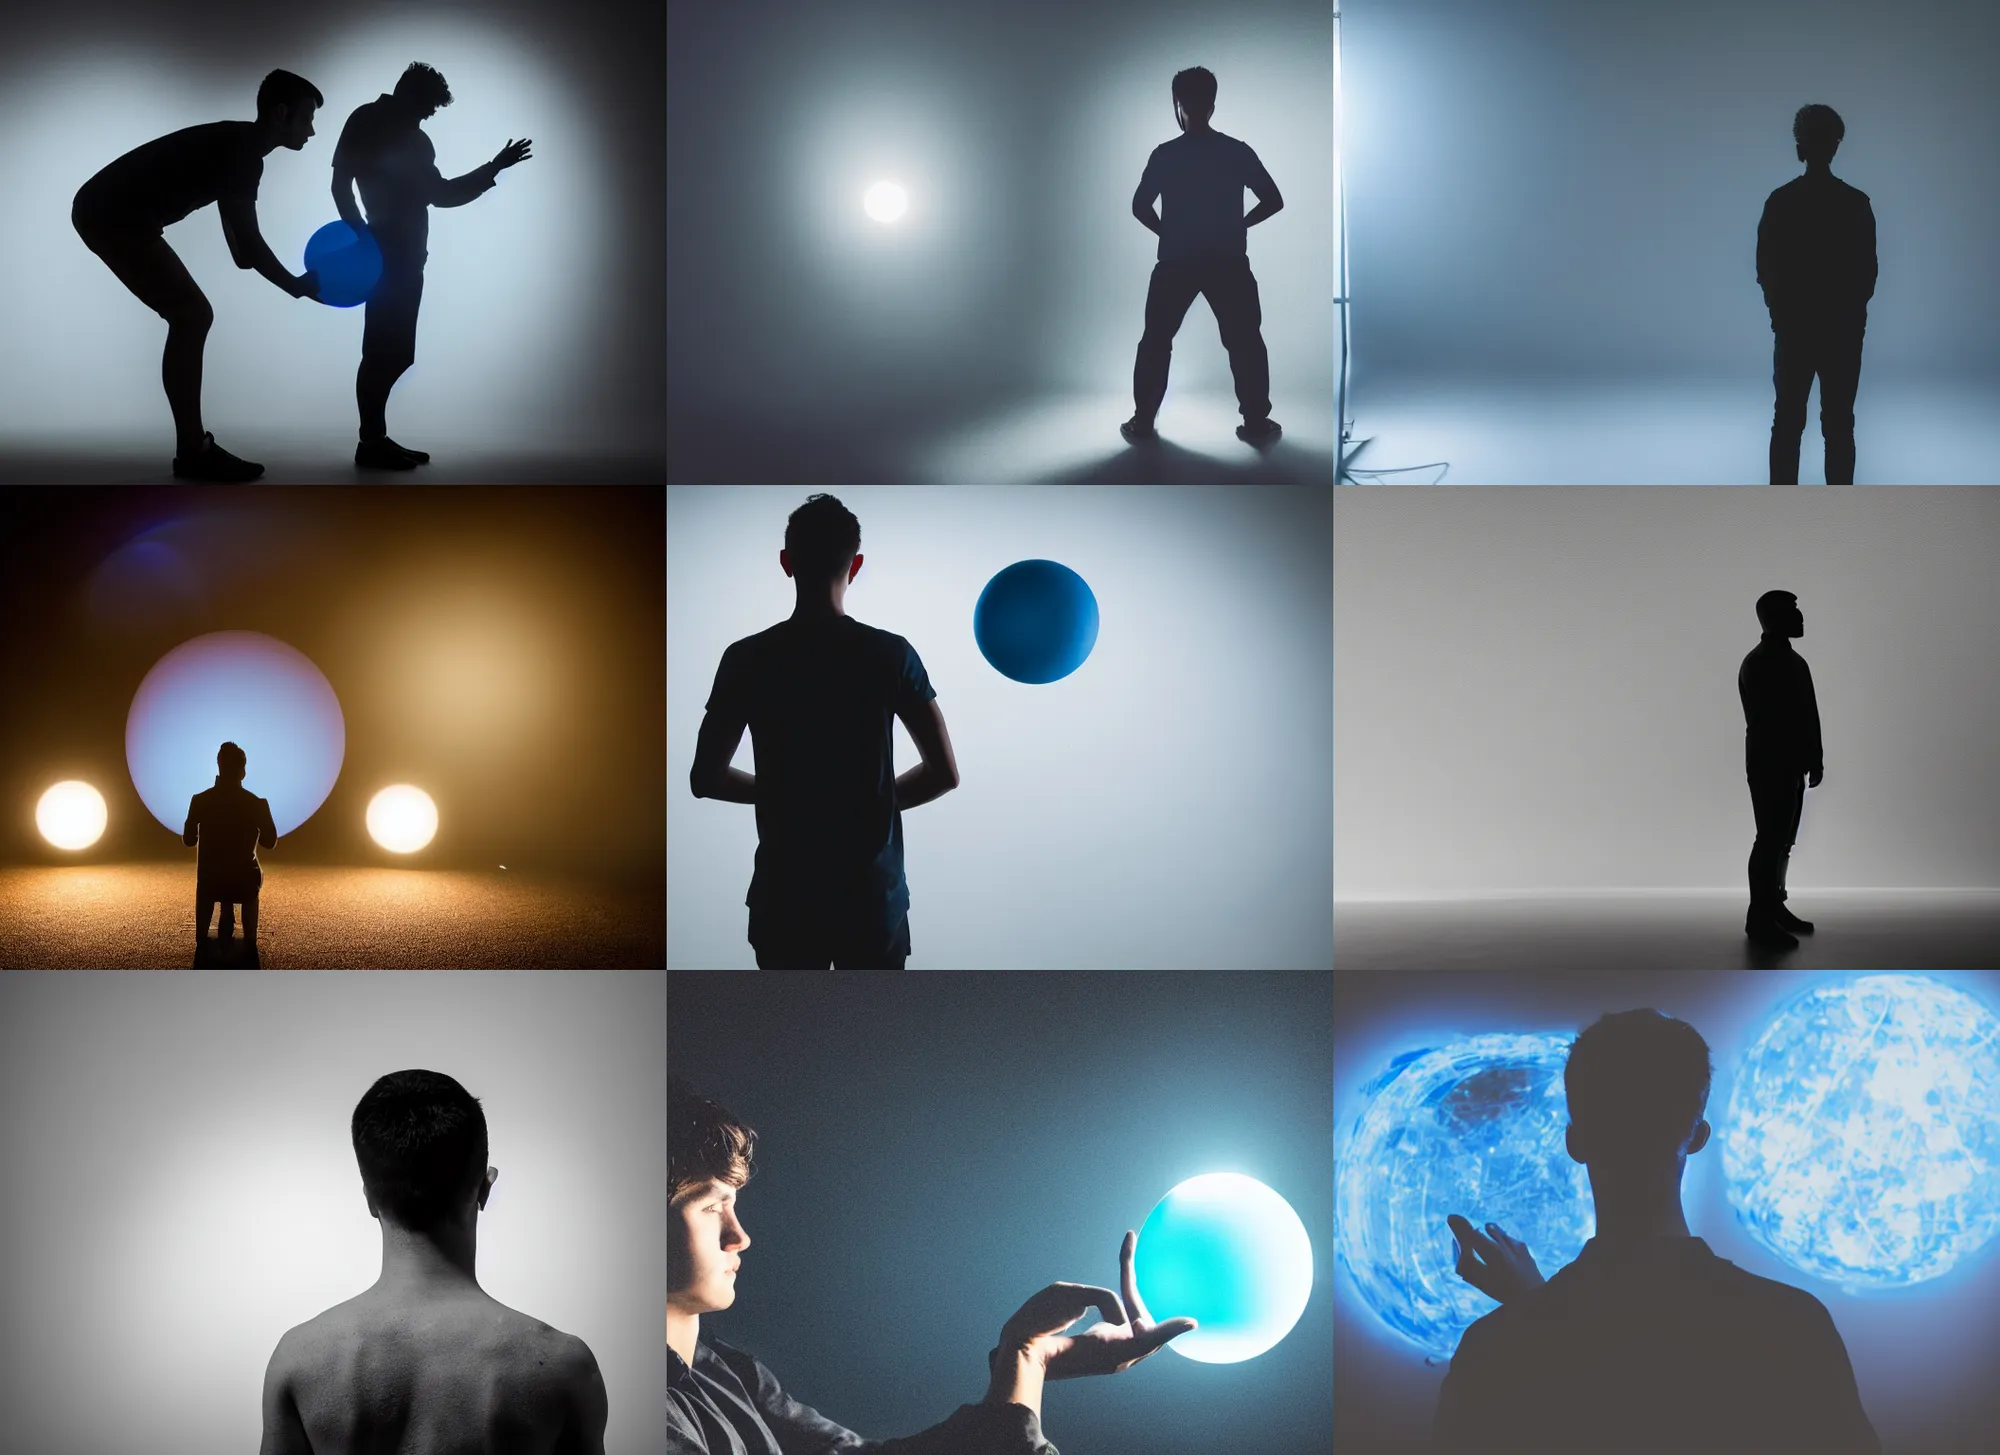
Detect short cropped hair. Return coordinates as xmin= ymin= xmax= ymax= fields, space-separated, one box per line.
xmin=352 ymin=1070 xmax=489 ymax=1228
xmin=1794 ymin=104 xmax=1844 ymax=164
xmin=395 ymin=62 xmax=453 ymax=113
xmin=217 ymin=741 xmax=247 ymax=777
xmin=671 ymin=1077 xmax=756 ymax=1202
xmin=1172 ymin=66 xmax=1218 ymax=115
xmin=256 ymin=69 xmax=324 ymax=122
xmin=1755 ymin=589 xmax=1798 ymax=630
xmin=1566 ymin=1010 xmax=1712 ymax=1154
xmin=784 ymin=494 xmax=862 ymax=583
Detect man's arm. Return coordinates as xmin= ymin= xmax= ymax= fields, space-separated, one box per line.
xmin=1244 ymin=161 xmax=1284 ymax=228
xmin=257 ymin=1335 xmax=314 ymax=1455
xmin=258 ymin=798 xmax=278 ymax=852
xmin=182 ymin=802 xmax=199 ymax=849
xmin=434 ymin=138 xmax=532 ymax=208
xmin=894 ymin=698 xmax=960 ymax=810
xmin=690 ymin=707 xmax=756 ymax=803
xmin=331 ymin=162 xmax=366 ymax=233
xmin=218 ymin=197 xmax=315 ymax=298
xmin=552 ymin=1335 xmax=609 ymax=1455
xmin=1131 ymin=157 xmax=1163 ymax=236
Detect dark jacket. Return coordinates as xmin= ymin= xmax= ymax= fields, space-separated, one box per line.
xmin=183 ymin=778 xmax=277 ymax=890
xmin=1739 ymin=634 xmax=1823 ymax=776
xmin=1756 ymin=171 xmax=1877 ymax=332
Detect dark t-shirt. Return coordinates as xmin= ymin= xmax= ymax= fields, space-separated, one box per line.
xmin=1756 ymin=171 xmax=1877 ymax=331
xmin=706 ymin=616 xmax=935 ymax=923
xmin=1739 ymin=634 xmax=1823 ymax=776
xmin=1434 ymin=1237 xmax=1879 ymax=1455
xmin=1133 ymin=130 xmax=1277 ymax=262
xmin=333 ymin=95 xmax=496 ymax=247
xmin=73 ymin=121 xmax=265 ymax=233
xmin=183 ymin=778 xmax=278 ymax=890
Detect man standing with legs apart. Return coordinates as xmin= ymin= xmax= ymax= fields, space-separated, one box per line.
xmin=1758 ymin=104 xmax=1876 ymax=484
xmin=332 ymin=63 xmax=533 ymax=471
xmin=1738 ymin=590 xmax=1823 ymax=949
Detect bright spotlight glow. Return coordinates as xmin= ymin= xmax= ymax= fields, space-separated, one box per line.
xmin=1133 ymin=1172 xmax=1313 ymax=1363
xmin=1336 ymin=1033 xmax=1593 ymax=1359
xmin=863 ymin=179 xmax=908 ymax=223
xmin=126 ymin=632 xmax=344 ymax=838
xmin=366 ymin=785 xmax=439 ymax=854
xmin=1724 ymin=974 xmax=2000 ymax=1290
xmin=36 ymin=781 xmax=107 ymax=850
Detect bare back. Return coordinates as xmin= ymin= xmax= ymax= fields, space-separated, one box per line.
xmin=262 ymin=1290 xmax=607 ymax=1455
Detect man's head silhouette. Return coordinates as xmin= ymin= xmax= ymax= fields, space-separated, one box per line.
xmin=256 ymin=69 xmax=322 ymax=151
xmin=1172 ymin=66 xmax=1217 ymax=133
xmin=394 ymin=62 xmax=453 ymax=121
xmin=217 ymin=741 xmax=247 ymax=784
xmin=1794 ymin=104 xmax=1845 ymax=168
xmin=781 ymin=494 xmax=864 ymax=611
xmin=1755 ymin=589 xmax=1805 ymax=639
xmin=1564 ymin=1009 xmax=1713 ymax=1178
xmin=352 ymin=1069 xmax=495 ymax=1232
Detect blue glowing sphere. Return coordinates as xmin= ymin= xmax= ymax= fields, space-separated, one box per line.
xmin=1724 ymin=974 xmax=2000 ymax=1290
xmin=973 ymin=559 xmax=1099 ymax=684
xmin=125 ymin=631 xmax=345 ymax=838
xmin=303 ymin=220 xmax=383 ymax=308
xmin=1336 ymin=1033 xmax=1593 ymax=1359
xmin=1133 ymin=1172 xmax=1313 ymax=1363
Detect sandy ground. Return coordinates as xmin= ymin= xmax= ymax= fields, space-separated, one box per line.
xmin=0 ymin=864 xmax=663 ymax=968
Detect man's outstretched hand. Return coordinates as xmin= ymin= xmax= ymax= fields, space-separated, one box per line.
xmin=491 ymin=138 xmax=533 ymax=172
xmin=999 ymin=1230 xmax=1197 ymax=1381
xmin=1447 ymin=1214 xmax=1547 ymax=1306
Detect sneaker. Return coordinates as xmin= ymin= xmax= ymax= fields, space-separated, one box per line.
xmin=1235 ymin=417 xmax=1283 ymax=447
xmin=356 ymin=437 xmax=422 ymax=471
xmin=1119 ymin=416 xmax=1158 ymax=444
xmin=172 ymin=432 xmax=265 ymax=482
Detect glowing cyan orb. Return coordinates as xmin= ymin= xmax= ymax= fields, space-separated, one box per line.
xmin=36 ymin=781 xmax=107 ymax=850
xmin=126 ymin=632 xmax=345 ymax=838
xmin=1133 ymin=1172 xmax=1312 ymax=1363
xmin=863 ymin=179 xmax=908 ymax=223
xmin=1724 ymin=974 xmax=2000 ymax=1290
xmin=366 ymin=785 xmax=439 ymax=853
xmin=1336 ymin=1033 xmax=1593 ymax=1359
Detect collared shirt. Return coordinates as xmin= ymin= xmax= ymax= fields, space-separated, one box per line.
xmin=1434 ymin=1236 xmax=1879 ymax=1455
xmin=668 ymin=1338 xmax=1057 ymax=1455
xmin=1739 ymin=633 xmax=1823 ymax=774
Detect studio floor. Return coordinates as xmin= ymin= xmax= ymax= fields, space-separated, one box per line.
xmin=0 ymin=432 xmax=665 ymax=484
xmin=0 ymin=864 xmax=665 ymax=968
xmin=1334 ymin=889 xmax=2000 ymax=971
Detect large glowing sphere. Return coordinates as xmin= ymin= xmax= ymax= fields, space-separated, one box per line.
xmin=1336 ymin=1033 xmax=1593 ymax=1359
xmin=126 ymin=632 xmax=344 ymax=838
xmin=366 ymin=785 xmax=439 ymax=853
xmin=863 ymin=179 xmax=908 ymax=223
xmin=303 ymin=220 xmax=383 ymax=308
xmin=973 ymin=559 xmax=1099 ymax=684
xmin=36 ymin=781 xmax=107 ymax=850
xmin=1724 ymin=974 xmax=2000 ymax=1290
xmin=1133 ymin=1172 xmax=1312 ymax=1363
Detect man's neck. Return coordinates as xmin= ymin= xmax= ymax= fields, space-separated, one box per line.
xmin=668 ymin=1308 xmax=699 ymax=1366
xmin=1588 ymin=1175 xmax=1694 ymax=1242
xmin=373 ymin=1218 xmax=483 ymax=1296
xmin=791 ymin=600 xmax=846 ymax=620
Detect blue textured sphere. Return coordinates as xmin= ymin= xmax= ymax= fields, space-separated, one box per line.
xmin=1724 ymin=974 xmax=2000 ymax=1290
xmin=973 ymin=559 xmax=1099 ymax=684
xmin=1133 ymin=1172 xmax=1314 ymax=1364
xmin=1336 ymin=1033 xmax=1593 ymax=1359
xmin=303 ymin=220 xmax=383 ymax=308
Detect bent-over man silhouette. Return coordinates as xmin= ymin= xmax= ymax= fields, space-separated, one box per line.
xmin=690 ymin=494 xmax=960 ymax=970
xmin=1122 ymin=66 xmax=1285 ymax=449
xmin=1758 ymin=104 xmax=1877 ymax=484
xmin=1739 ymin=589 xmax=1822 ymax=949
xmin=184 ymin=740 xmax=278 ymax=961
xmin=668 ymin=1078 xmax=1193 ymax=1454
xmin=260 ymin=1070 xmax=608 ymax=1454
xmin=73 ymin=69 xmax=324 ymax=482
xmin=332 ymin=62 xmax=533 ymax=470
xmin=1437 ymin=1010 xmax=1879 ymax=1455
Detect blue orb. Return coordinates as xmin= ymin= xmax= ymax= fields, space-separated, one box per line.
xmin=1724 ymin=974 xmax=2000 ymax=1291
xmin=125 ymin=631 xmax=346 ymax=838
xmin=1336 ymin=1033 xmax=1593 ymax=1359
xmin=1133 ymin=1172 xmax=1314 ymax=1363
xmin=303 ymin=220 xmax=383 ymax=308
xmin=973 ymin=559 xmax=1099 ymax=684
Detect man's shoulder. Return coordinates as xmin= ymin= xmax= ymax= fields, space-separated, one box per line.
xmin=280 ymin=1293 xmax=595 ymax=1374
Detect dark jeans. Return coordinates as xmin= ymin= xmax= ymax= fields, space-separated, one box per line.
xmin=1770 ymin=324 xmax=1864 ymax=484
xmin=359 ymin=239 xmax=427 ymax=439
xmin=1747 ymin=769 xmax=1806 ymax=913
xmin=1133 ymin=255 xmax=1271 ymax=424
xmin=750 ymin=906 xmax=911 ymax=970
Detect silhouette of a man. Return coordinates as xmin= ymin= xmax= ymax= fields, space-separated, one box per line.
xmin=331 ymin=63 xmax=533 ymax=470
xmin=690 ymin=494 xmax=960 ymax=970
xmin=260 ymin=1070 xmax=608 ymax=1453
xmin=1739 ymin=589 xmax=1822 ymax=949
xmin=1122 ymin=66 xmax=1285 ymax=449
xmin=1437 ymin=1010 xmax=1879 ymax=1455
xmin=1758 ymin=104 xmax=1877 ymax=484
xmin=668 ymin=1078 xmax=1191 ymax=1454
xmin=183 ymin=740 xmax=277 ymax=958
xmin=72 ymin=70 xmax=324 ymax=483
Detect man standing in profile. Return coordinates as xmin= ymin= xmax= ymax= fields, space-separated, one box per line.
xmin=1738 ymin=590 xmax=1823 ymax=950
xmin=1758 ymin=104 xmax=1876 ymax=484
xmin=1123 ymin=66 xmax=1285 ymax=449
xmin=331 ymin=62 xmax=533 ymax=470
xmin=183 ymin=740 xmax=277 ymax=964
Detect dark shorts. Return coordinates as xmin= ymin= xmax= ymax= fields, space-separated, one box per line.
xmin=749 ymin=902 xmax=911 ymax=970
xmin=362 ymin=239 xmax=427 ymax=370
xmin=73 ymin=204 xmax=207 ymax=321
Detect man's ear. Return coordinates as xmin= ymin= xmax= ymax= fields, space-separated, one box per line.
xmin=363 ymin=1183 xmax=381 ymax=1221
xmin=848 ymin=553 xmax=864 ymax=584
xmin=478 ymin=1165 xmax=499 ymax=1211
xmin=1565 ymin=1123 xmax=1587 ymax=1165
xmin=1687 ymin=1119 xmax=1712 ymax=1157
xmin=779 ymin=549 xmax=794 ymax=580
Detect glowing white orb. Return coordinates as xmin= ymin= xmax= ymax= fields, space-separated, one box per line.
xmin=1724 ymin=974 xmax=2000 ymax=1290
xmin=126 ymin=632 xmax=344 ymax=837
xmin=863 ymin=179 xmax=908 ymax=223
xmin=36 ymin=780 xmax=107 ymax=850
xmin=1336 ymin=1033 xmax=1593 ymax=1358
xmin=366 ymin=785 xmax=439 ymax=853
xmin=1133 ymin=1172 xmax=1313 ymax=1363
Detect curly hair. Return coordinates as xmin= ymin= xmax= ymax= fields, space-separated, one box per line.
xmin=671 ymin=1077 xmax=756 ymax=1202
xmin=1793 ymin=104 xmax=1844 ymax=164
xmin=394 ymin=62 xmax=453 ymax=113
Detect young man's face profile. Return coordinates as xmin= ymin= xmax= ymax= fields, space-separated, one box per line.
xmin=669 ymin=1179 xmax=750 ymax=1314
